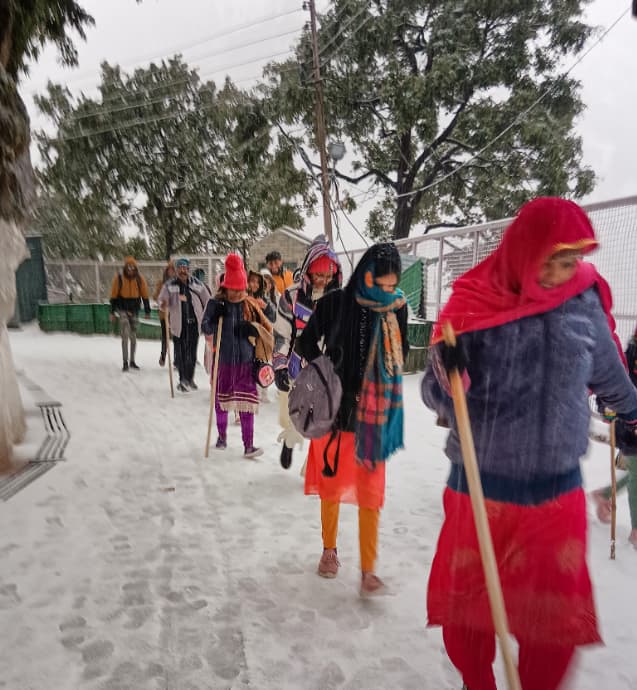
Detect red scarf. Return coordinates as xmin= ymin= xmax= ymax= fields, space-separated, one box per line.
xmin=431 ymin=198 xmax=625 ymax=362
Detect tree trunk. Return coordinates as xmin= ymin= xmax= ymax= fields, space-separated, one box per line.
xmin=0 ymin=9 xmax=33 ymax=473
xmin=0 ymin=219 xmax=28 ymax=473
xmin=393 ymin=195 xmax=416 ymax=240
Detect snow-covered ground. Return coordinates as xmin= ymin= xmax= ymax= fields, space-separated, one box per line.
xmin=1 ymin=327 xmax=636 ymax=690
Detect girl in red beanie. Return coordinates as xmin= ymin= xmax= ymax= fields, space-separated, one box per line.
xmin=202 ymin=254 xmax=273 ymax=458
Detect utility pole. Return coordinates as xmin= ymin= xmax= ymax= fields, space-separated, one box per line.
xmin=307 ymin=0 xmax=334 ymax=248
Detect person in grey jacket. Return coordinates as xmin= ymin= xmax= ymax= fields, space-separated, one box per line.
xmin=158 ymin=258 xmax=209 ymax=392
xmin=421 ymin=198 xmax=637 ymax=690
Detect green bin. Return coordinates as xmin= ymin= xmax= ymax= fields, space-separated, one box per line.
xmin=138 ymin=315 xmax=162 ymax=340
xmin=38 ymin=303 xmax=67 ymax=332
xmin=407 ymin=320 xmax=433 ymax=348
xmin=93 ymin=303 xmax=114 ymax=334
xmin=67 ymin=304 xmax=95 ymax=334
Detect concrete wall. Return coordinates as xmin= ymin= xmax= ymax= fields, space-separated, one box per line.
xmin=248 ymin=230 xmax=310 ymax=272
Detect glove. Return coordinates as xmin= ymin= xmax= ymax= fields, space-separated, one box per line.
xmin=238 ymin=322 xmax=258 ymax=339
xmin=439 ymin=340 xmax=468 ymax=375
xmin=216 ymin=301 xmax=228 ymax=318
xmin=615 ymin=418 xmax=637 ymax=454
xmin=596 ymin=398 xmax=617 ymax=422
xmin=274 ymin=368 xmax=290 ymax=392
xmin=109 ymin=313 xmax=117 ymax=323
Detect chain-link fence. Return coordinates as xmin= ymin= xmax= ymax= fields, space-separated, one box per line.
xmin=337 ymin=195 xmax=637 ymax=345
xmin=44 ymin=255 xmax=226 ymax=305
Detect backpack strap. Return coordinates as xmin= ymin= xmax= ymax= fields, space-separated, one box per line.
xmin=321 ymin=428 xmax=342 ymax=478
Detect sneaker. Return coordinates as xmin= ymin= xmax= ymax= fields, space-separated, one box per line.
xmin=244 ymin=446 xmax=264 ymax=459
xmin=317 ymin=548 xmax=340 ymax=578
xmin=591 ymin=490 xmax=612 ymax=524
xmin=280 ymin=445 xmax=293 ymax=470
xmin=360 ymin=572 xmax=387 ymax=597
xmin=215 ymin=437 xmax=227 ymax=450
xmin=129 ymin=361 xmax=140 ymax=370
xmin=177 ymin=382 xmax=189 ymax=393
xmin=187 ymin=380 xmax=198 ymax=390
xmin=159 ymin=355 xmax=166 ymax=367
xmin=122 ymin=361 xmax=129 ymax=372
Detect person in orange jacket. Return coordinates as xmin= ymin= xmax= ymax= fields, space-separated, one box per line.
xmin=110 ymin=256 xmax=150 ymax=371
xmin=265 ymin=250 xmax=294 ymax=295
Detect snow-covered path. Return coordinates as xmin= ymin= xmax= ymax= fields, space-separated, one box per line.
xmin=1 ymin=328 xmax=636 ymax=689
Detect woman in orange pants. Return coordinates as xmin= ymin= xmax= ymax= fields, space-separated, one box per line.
xmin=296 ymin=243 xmax=409 ymax=596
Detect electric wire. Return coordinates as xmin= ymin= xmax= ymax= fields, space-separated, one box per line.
xmin=25 ymin=6 xmax=305 ymax=96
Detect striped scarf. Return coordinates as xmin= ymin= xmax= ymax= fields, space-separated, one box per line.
xmin=354 ymin=272 xmax=406 ymax=468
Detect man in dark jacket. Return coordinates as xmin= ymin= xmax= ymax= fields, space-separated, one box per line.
xmin=110 ymin=256 xmax=151 ymax=371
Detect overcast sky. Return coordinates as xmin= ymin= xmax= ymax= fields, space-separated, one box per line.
xmin=19 ymin=0 xmax=637 ymax=249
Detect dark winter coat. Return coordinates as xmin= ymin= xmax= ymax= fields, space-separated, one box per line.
xmin=421 ymin=287 xmax=637 ymax=504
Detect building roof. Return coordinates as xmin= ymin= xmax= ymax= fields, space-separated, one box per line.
xmin=271 ymin=226 xmax=313 ymax=245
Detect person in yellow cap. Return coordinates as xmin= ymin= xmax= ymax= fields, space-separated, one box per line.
xmin=110 ymin=256 xmax=150 ymax=371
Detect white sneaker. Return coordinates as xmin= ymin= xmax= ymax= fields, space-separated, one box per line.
xmin=244 ymin=446 xmax=263 ymax=459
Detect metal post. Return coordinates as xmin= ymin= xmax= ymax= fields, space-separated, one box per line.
xmin=308 ymin=0 xmax=334 ymax=248
xmin=472 ymin=231 xmax=480 ymax=266
xmin=61 ymin=262 xmax=68 ymax=301
xmin=436 ymin=238 xmax=444 ymax=318
xmin=208 ymin=256 xmax=213 ymax=286
xmin=95 ymin=262 xmax=101 ymax=303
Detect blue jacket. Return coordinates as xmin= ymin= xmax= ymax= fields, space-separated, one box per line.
xmin=421 ymin=288 xmax=637 ymax=505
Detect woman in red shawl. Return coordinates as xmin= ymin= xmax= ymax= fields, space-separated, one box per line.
xmin=422 ymin=198 xmax=637 ymax=690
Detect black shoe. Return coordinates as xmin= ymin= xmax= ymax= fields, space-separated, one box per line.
xmin=159 ymin=355 xmax=166 ymax=367
xmin=129 ymin=361 xmax=140 ymax=370
xmin=280 ymin=445 xmax=293 ymax=469
xmin=187 ymin=380 xmax=198 ymax=390
xmin=122 ymin=361 xmax=129 ymax=372
xmin=177 ymin=382 xmax=189 ymax=392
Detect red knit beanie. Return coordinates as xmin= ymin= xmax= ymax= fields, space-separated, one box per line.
xmin=308 ymin=255 xmax=337 ymax=275
xmin=223 ymin=253 xmax=247 ymax=290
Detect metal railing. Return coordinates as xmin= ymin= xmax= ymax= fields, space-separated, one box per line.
xmin=44 ymin=255 xmax=225 ymax=305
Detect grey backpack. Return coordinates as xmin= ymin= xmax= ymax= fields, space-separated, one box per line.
xmin=288 ymin=355 xmax=342 ymax=440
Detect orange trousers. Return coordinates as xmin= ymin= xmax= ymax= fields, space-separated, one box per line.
xmin=321 ymin=499 xmax=379 ymax=573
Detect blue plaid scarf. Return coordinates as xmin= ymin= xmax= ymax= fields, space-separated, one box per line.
xmin=354 ymin=269 xmax=406 ymax=467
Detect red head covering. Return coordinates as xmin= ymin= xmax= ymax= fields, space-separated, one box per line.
xmin=308 ymin=254 xmax=337 ymax=275
xmin=431 ymin=197 xmax=624 ymax=360
xmin=222 ymin=253 xmax=247 ymax=291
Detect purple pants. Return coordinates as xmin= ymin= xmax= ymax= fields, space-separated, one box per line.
xmin=216 ymin=401 xmax=254 ymax=449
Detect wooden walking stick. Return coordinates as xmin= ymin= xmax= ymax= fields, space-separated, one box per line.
xmin=165 ymin=311 xmax=174 ymax=399
xmin=204 ymin=316 xmax=224 ymax=458
xmin=442 ymin=322 xmax=522 ymax=690
xmin=610 ymin=418 xmax=617 ymax=560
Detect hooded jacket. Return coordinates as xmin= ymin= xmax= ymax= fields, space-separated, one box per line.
xmin=272 ymin=235 xmax=342 ymax=376
xmin=110 ymin=257 xmax=150 ymax=315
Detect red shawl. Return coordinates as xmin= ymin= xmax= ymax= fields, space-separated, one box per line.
xmin=431 ymin=197 xmax=624 ymax=362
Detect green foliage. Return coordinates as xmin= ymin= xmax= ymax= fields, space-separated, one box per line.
xmin=35 ymin=58 xmax=314 ymax=259
xmin=5 ymin=0 xmax=95 ymax=79
xmin=265 ymin=0 xmax=596 ymax=239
